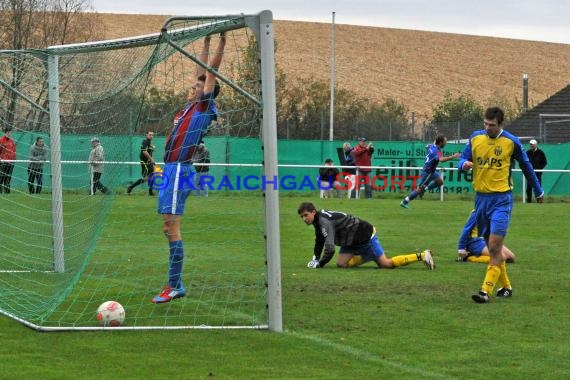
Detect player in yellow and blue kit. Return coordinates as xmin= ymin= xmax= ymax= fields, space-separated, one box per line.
xmin=458 ymin=107 xmax=543 ymax=303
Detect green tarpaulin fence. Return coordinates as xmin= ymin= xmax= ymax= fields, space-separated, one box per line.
xmin=7 ymin=133 xmax=570 ymax=195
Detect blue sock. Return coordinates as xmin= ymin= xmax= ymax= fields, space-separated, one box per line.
xmin=168 ymin=240 xmax=184 ymax=289
xmin=408 ymin=190 xmax=418 ymax=201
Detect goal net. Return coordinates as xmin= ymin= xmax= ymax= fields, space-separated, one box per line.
xmin=0 ymin=11 xmax=281 ymax=331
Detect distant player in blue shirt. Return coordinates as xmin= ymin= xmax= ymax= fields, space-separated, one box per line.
xmin=400 ymin=135 xmax=460 ymax=208
xmin=459 ymin=107 xmax=543 ymax=303
xmin=151 ymin=33 xmax=226 ymax=304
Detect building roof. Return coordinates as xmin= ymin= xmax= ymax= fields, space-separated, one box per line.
xmin=507 ymin=84 xmax=570 ymax=143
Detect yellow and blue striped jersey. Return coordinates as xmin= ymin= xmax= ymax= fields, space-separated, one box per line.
xmin=459 ymin=129 xmax=543 ymax=195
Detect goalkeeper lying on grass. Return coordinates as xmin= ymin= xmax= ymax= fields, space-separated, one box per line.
xmin=297 ymin=202 xmax=435 ymax=270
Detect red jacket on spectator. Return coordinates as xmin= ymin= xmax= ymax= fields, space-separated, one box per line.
xmin=353 ymin=138 xmax=374 ymax=174
xmin=0 ymin=133 xmax=16 ymax=161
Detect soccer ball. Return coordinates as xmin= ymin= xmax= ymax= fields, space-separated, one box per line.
xmin=96 ymin=301 xmax=125 ymax=327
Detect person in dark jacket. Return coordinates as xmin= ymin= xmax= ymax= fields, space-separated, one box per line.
xmin=27 ymin=137 xmax=48 ymax=194
xmin=127 ymin=131 xmax=156 ymax=196
xmin=339 ymin=142 xmax=356 ymax=174
xmin=338 ymin=142 xmax=357 ymax=198
xmin=297 ymin=202 xmax=435 ymax=270
xmin=525 ymin=139 xmax=547 ymax=203
xmin=318 ymin=158 xmax=340 ymax=198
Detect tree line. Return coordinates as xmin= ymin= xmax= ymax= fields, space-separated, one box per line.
xmin=0 ymin=2 xmax=524 ymax=141
xmin=220 ymin=36 xmax=525 ymax=141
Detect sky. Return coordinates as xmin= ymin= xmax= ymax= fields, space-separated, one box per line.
xmin=92 ymin=0 xmax=570 ymax=45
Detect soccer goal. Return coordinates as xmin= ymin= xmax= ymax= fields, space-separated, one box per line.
xmin=538 ymin=113 xmax=570 ymax=143
xmin=0 ymin=11 xmax=281 ymax=331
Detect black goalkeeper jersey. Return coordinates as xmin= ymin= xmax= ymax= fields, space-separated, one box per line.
xmin=312 ymin=210 xmax=373 ymax=267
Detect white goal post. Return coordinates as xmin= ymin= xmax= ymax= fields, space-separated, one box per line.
xmin=0 ymin=10 xmax=282 ymax=332
xmin=538 ymin=113 xmax=570 ymax=143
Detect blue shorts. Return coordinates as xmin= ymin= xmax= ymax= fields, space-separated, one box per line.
xmin=474 ymin=192 xmax=513 ymax=238
xmin=419 ymin=170 xmax=440 ymax=187
xmin=466 ymin=237 xmax=486 ymax=256
xmin=339 ymin=229 xmax=385 ymax=263
xmin=157 ymin=163 xmax=195 ymax=215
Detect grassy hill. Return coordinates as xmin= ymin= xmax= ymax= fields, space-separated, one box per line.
xmin=97 ymin=13 xmax=570 ymax=120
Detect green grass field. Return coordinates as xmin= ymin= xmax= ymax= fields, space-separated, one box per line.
xmin=1 ymin=194 xmax=569 ymax=379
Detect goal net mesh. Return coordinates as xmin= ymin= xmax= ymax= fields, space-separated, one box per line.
xmin=0 ymin=15 xmax=271 ymax=330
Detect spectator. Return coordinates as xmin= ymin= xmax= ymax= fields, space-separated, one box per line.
xmin=338 ymin=142 xmax=357 ymax=198
xmin=339 ymin=142 xmax=356 ymax=174
xmin=27 ymin=137 xmax=48 ymax=194
xmin=353 ymin=137 xmax=374 ymax=199
xmin=318 ymin=158 xmax=340 ymax=198
xmin=88 ymin=137 xmax=110 ymax=195
xmin=192 ymin=142 xmax=210 ymax=197
xmin=0 ymin=126 xmax=16 ymax=194
xmin=525 ymin=139 xmax=547 ymax=203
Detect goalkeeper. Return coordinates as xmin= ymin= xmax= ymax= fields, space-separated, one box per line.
xmin=457 ymin=209 xmax=516 ymax=264
xmin=297 ymin=202 xmax=435 ymax=270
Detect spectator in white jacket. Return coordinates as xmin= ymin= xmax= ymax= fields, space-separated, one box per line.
xmin=89 ymin=137 xmax=110 ymax=195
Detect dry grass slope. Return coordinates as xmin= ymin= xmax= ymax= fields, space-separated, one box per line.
xmin=98 ymin=13 xmax=570 ymax=120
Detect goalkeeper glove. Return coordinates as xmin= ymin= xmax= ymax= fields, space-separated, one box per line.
xmin=307 ymin=256 xmax=320 ymax=268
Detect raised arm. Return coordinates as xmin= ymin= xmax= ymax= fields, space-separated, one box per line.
xmin=203 ymin=33 xmax=226 ymax=96
xmin=196 ymin=35 xmax=211 ymax=78
xmin=209 ymin=32 xmax=226 ymax=70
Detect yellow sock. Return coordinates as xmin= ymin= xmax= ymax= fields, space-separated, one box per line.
xmin=481 ymin=265 xmax=501 ymax=295
xmin=498 ymin=261 xmax=511 ymax=289
xmin=466 ymin=256 xmax=490 ymax=264
xmin=346 ymin=255 xmax=364 ymax=267
xmin=391 ymin=253 xmax=419 ymax=267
